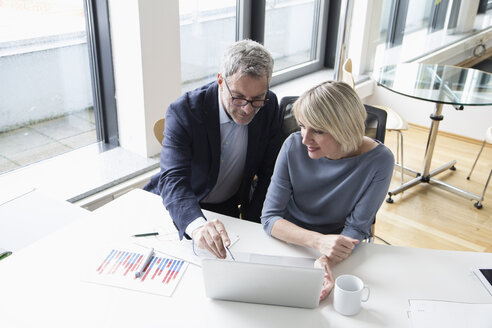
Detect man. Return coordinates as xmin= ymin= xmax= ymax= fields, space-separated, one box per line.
xmin=144 ymin=40 xmax=282 ymax=259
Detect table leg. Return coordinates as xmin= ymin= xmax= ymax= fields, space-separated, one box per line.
xmin=421 ymin=103 xmax=444 ymax=177
xmin=386 ymin=103 xmax=484 ymax=207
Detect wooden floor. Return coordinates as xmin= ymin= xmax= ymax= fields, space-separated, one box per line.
xmin=374 ymin=124 xmax=492 ymax=252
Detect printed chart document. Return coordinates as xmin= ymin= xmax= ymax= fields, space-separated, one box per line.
xmin=408 ymin=299 xmax=492 ymax=328
xmin=83 ymin=245 xmax=188 ymax=297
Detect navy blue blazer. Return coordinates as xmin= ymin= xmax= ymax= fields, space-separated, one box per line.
xmin=144 ymin=81 xmax=282 ymax=239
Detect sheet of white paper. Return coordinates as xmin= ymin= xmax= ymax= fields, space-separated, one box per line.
xmin=408 ymin=299 xmax=492 ymax=328
xmin=0 ymin=187 xmax=35 ymax=207
xmin=135 ymin=233 xmax=239 ymax=266
xmin=128 ymin=207 xmax=239 ymax=266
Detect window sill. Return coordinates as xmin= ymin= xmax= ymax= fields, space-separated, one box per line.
xmin=271 ymin=68 xmax=374 ymax=101
xmin=0 ymin=143 xmax=159 ymax=205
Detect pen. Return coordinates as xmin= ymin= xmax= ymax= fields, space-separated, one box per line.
xmin=135 ymin=247 xmax=154 ymax=278
xmin=131 ymin=232 xmax=159 ymax=237
xmin=225 ymin=246 xmax=235 ymax=261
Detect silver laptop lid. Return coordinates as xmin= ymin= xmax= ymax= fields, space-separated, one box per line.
xmin=202 ymin=253 xmax=324 ymax=309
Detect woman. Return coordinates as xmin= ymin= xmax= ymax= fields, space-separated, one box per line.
xmin=261 ymin=81 xmax=394 ymax=300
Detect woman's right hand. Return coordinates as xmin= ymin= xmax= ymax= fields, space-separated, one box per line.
xmin=314 ymin=234 xmax=359 ymax=263
xmin=314 ymin=255 xmax=334 ymax=302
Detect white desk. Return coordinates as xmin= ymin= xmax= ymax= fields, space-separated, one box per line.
xmin=0 ymin=188 xmax=88 ymax=252
xmin=0 ymin=189 xmax=490 ymax=327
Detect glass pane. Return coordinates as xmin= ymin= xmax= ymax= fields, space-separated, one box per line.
xmin=179 ymin=0 xmax=237 ymax=92
xmin=357 ymin=0 xmax=492 ymax=77
xmin=0 ymin=0 xmax=95 ymax=174
xmin=404 ymin=0 xmax=433 ymax=33
xmin=264 ymin=0 xmax=319 ymax=72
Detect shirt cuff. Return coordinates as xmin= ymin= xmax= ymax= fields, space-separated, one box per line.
xmin=185 ymin=217 xmax=207 ymax=238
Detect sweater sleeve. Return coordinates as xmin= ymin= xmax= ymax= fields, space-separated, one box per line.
xmin=341 ymin=147 xmax=394 ymax=241
xmin=260 ymin=136 xmax=294 ymax=235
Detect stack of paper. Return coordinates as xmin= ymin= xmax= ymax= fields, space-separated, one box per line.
xmin=408 ymin=299 xmax=492 ymax=328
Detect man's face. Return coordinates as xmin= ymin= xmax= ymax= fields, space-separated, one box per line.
xmin=218 ymin=72 xmax=268 ymax=125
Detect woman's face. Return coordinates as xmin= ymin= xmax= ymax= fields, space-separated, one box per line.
xmin=298 ymin=120 xmax=344 ymax=160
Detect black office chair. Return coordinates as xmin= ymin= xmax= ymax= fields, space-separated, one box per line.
xmin=278 ymin=96 xmax=388 ymax=243
xmin=279 ymin=96 xmax=300 ymax=142
xmin=279 ymin=97 xmax=387 ymax=144
xmin=363 ymin=104 xmax=387 ymax=144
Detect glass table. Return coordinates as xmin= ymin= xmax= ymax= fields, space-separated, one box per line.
xmin=374 ymin=63 xmax=492 ymax=208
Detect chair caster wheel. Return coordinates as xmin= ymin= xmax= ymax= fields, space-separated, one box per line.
xmin=474 ymin=202 xmax=483 ymax=209
xmin=450 ymin=166 xmax=456 ymax=171
xmin=386 ymin=197 xmax=394 ymax=204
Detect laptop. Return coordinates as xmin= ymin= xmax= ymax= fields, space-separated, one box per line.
xmin=202 ymin=252 xmax=324 ymax=309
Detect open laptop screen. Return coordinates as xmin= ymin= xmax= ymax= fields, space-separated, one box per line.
xmin=202 ymin=253 xmax=323 ymax=308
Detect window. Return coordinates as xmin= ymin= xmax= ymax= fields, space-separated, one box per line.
xmin=348 ymin=0 xmax=492 ymax=80
xmin=179 ymin=0 xmax=328 ymax=91
xmin=0 ymin=0 xmax=94 ymax=174
xmin=264 ymin=0 xmax=321 ymax=72
xmin=179 ymin=0 xmax=237 ymax=92
xmin=0 ymin=0 xmax=117 ymax=175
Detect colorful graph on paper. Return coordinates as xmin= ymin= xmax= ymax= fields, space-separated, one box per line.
xmin=84 ymin=248 xmax=188 ymax=296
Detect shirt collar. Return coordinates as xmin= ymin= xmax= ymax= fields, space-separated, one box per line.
xmin=218 ymin=86 xmax=233 ymax=124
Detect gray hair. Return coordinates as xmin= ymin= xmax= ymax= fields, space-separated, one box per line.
xmin=293 ymin=81 xmax=367 ymax=154
xmin=220 ymin=39 xmax=274 ymax=86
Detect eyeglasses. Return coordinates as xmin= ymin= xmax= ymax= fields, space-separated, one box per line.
xmin=223 ymin=78 xmax=269 ymax=109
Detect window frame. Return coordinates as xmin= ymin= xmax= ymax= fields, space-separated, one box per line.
xmin=84 ymin=0 xmax=119 ymax=147
xmin=258 ymin=0 xmax=329 ymax=86
xmin=205 ymin=0 xmax=330 ymax=87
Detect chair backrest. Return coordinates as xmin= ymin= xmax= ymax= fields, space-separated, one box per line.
xmin=153 ymin=118 xmax=165 ymax=145
xmin=363 ymin=104 xmax=387 ymax=143
xmin=279 ymin=96 xmax=300 ymax=142
xmin=279 ymin=96 xmax=387 ymax=144
xmin=341 ymin=58 xmax=355 ymax=88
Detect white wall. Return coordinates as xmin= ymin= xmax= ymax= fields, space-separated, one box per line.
xmin=108 ymin=0 xmax=181 ymax=158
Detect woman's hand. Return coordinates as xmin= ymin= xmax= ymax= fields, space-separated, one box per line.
xmin=315 ymin=255 xmax=334 ymax=302
xmin=315 ymin=234 xmax=359 ymax=263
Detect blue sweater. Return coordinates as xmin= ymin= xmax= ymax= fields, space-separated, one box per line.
xmin=261 ymin=132 xmax=394 ymax=241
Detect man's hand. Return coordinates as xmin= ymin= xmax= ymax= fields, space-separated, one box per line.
xmin=314 ymin=255 xmax=334 ymax=302
xmin=315 ymin=234 xmax=359 ymax=264
xmin=192 ymin=219 xmax=231 ymax=259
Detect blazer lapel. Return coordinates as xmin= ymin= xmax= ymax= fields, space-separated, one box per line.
xmin=245 ymin=114 xmax=260 ymax=178
xmin=203 ymin=82 xmax=221 ymax=184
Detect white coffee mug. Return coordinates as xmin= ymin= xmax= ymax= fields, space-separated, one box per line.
xmin=333 ymin=274 xmax=370 ymax=316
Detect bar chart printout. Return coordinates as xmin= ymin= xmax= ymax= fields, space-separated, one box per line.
xmin=84 ymin=248 xmax=188 ymax=297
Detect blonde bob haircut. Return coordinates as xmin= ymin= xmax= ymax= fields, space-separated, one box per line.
xmin=293 ymin=81 xmax=367 ymax=154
